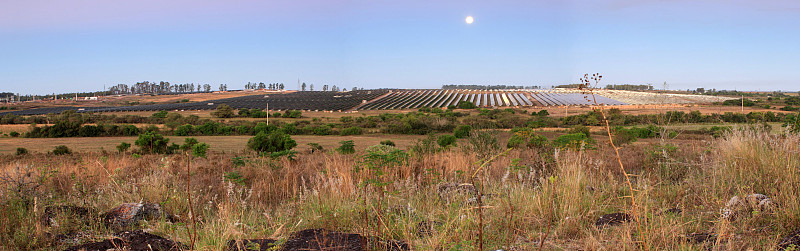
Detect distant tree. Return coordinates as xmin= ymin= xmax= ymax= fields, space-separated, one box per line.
xmin=247 ymin=131 xmax=297 ymax=153
xmin=310 ymin=84 xmax=314 ymax=91
xmin=203 ymin=84 xmax=211 ymax=92
xmin=301 ymin=82 xmax=307 ymax=91
xmin=211 ymin=104 xmax=235 ymax=118
xmin=258 ymin=82 xmax=266 ymax=89
xmin=135 ymin=131 xmax=170 ymax=154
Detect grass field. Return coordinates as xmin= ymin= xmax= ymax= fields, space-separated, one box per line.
xmin=0 ymin=134 xmax=428 ymax=155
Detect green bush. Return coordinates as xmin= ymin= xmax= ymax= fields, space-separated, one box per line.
xmin=336 ymin=140 xmax=356 ymax=154
xmin=134 ymin=131 xmax=170 ymax=154
xmin=247 ymin=131 xmax=297 ymax=153
xmin=52 ymin=145 xmax=72 ymax=155
xmin=9 ymin=131 xmax=19 ymax=137
xmin=174 ymin=124 xmax=194 ymax=136
xmin=116 ymin=142 xmax=131 ymax=153
xmin=211 ymin=104 xmax=235 ymax=118
xmin=457 ymin=101 xmax=477 ymax=109
xmin=15 ymin=147 xmax=28 ymax=155
xmin=379 ymin=140 xmax=396 ymax=147
xmin=340 ymin=126 xmax=362 ymax=136
xmin=568 ymin=125 xmax=591 ymax=138
xmin=437 ymin=134 xmax=457 ymax=147
xmin=453 ymin=125 xmax=472 ymax=138
xmin=151 ymin=111 xmax=168 ymax=119
xmin=527 ymin=134 xmax=549 ymax=149
xmin=307 ymin=143 xmax=323 ymax=153
xmin=122 ymin=124 xmax=140 ymax=136
xmin=313 ymin=125 xmax=333 ymax=135
xmin=553 ymin=133 xmax=594 ymax=150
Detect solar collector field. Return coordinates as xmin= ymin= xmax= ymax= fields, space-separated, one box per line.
xmin=6 ymin=89 xmax=738 ymax=115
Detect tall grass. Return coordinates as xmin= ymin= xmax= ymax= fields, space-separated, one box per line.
xmin=1 ymin=127 xmax=799 ymax=250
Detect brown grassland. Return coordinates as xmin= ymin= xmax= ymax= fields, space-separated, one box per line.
xmin=1 ymin=126 xmax=799 ymax=250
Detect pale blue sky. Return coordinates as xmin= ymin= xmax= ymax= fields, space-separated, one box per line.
xmin=1 ymin=0 xmax=798 ymax=95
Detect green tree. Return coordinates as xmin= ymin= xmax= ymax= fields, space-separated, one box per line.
xmin=453 ymin=125 xmax=472 ymax=138
xmin=135 ymin=131 xmax=170 ymax=154
xmin=247 ymin=131 xmax=297 ymax=153
xmin=336 ymin=140 xmax=355 ymax=154
xmin=211 ymin=104 xmax=235 ymax=118
xmin=116 ymin=142 xmax=131 ymax=153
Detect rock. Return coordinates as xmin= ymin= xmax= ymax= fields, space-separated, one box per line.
xmin=102 ymin=203 xmax=175 ymax=229
xmin=721 ymin=194 xmax=775 ymax=220
xmin=595 ymin=213 xmax=631 ymax=227
xmin=226 ymin=239 xmax=278 ymax=251
xmin=778 ymin=228 xmax=800 ymax=250
xmin=64 ymin=230 xmax=185 ymax=251
xmin=416 ymin=220 xmax=442 ymax=237
xmin=437 ymin=182 xmax=477 ymax=202
xmin=48 ymin=231 xmax=93 ymax=246
xmin=685 ymin=232 xmax=716 ymax=243
xmin=282 ymin=228 xmax=409 ymax=251
xmin=40 ymin=205 xmax=91 ymax=227
xmin=663 ymin=208 xmax=682 ymax=215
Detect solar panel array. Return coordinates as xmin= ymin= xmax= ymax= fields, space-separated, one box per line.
xmin=1 ymin=89 xmax=735 ymax=115
xmin=357 ymin=90 xmax=630 ymax=110
xmin=1 ymin=90 xmax=389 ymax=116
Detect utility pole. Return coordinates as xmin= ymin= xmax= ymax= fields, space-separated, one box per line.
xmin=741 ymin=95 xmax=744 ymax=112
xmin=266 ymin=103 xmax=269 ymax=125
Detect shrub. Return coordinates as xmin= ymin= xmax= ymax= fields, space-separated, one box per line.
xmin=536 ymin=110 xmax=550 ymax=116
xmin=247 ymin=131 xmax=297 ymax=153
xmin=181 ymin=138 xmax=199 ymax=151
xmin=52 ymin=145 xmax=72 ymax=155
xmin=211 ymin=104 xmax=235 ymax=118
xmin=15 ymin=147 xmax=28 ymax=155
xmin=453 ymin=125 xmax=472 ymax=138
xmin=461 ymin=131 xmax=501 ymax=159
xmin=122 ymin=124 xmax=140 ymax=136
xmin=313 ymin=125 xmax=333 ymax=135
xmin=379 ymin=140 xmax=395 ymax=147
xmin=568 ymin=125 xmax=591 ymax=138
xmin=134 ymin=131 xmax=170 ymax=154
xmin=253 ymin=122 xmax=279 ymax=135
xmin=336 ymin=140 xmax=356 ymax=154
xmin=282 ymin=110 xmax=302 ymax=118
xmin=553 ymin=133 xmax=594 ymax=149
xmin=174 ymin=124 xmax=194 ymax=136
xmin=9 ymin=131 xmax=19 ymax=137
xmin=116 ymin=142 xmax=131 ymax=153
xmin=457 ymin=101 xmax=477 ymax=109
xmin=151 ymin=111 xmax=168 ymax=119
xmin=307 ymin=143 xmax=323 ymax=153
xmin=340 ymin=126 xmax=362 ymax=136
xmin=410 ymin=134 xmax=440 ymax=156
xmin=437 ymin=134 xmax=457 ymax=148
xmin=527 ymin=134 xmax=549 ymax=149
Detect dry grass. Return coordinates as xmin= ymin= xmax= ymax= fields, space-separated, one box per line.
xmin=0 ymin=134 xmax=426 ymax=155
xmin=1 ymin=128 xmax=799 ymax=250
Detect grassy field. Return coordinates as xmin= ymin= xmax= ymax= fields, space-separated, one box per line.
xmin=0 ymin=134 xmax=428 ymax=155
xmin=1 ymin=128 xmax=799 ymax=250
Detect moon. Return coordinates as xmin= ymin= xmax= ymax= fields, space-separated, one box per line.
xmin=465 ymin=16 xmax=474 ymax=24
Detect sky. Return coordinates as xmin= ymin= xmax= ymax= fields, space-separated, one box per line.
xmin=1 ymin=0 xmax=799 ymax=95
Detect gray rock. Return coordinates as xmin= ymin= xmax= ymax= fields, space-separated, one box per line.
xmin=595 ymin=213 xmax=631 ymax=227
xmin=721 ymin=193 xmax=775 ymax=220
xmin=102 ymin=203 xmax=175 ymax=230
xmin=437 ymin=182 xmax=477 ymax=204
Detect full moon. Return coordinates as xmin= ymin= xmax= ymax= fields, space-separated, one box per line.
xmin=465 ymin=16 xmax=474 ymax=24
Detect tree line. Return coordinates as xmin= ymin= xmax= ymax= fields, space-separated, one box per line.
xmin=108 ymin=81 xmax=227 ymax=95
